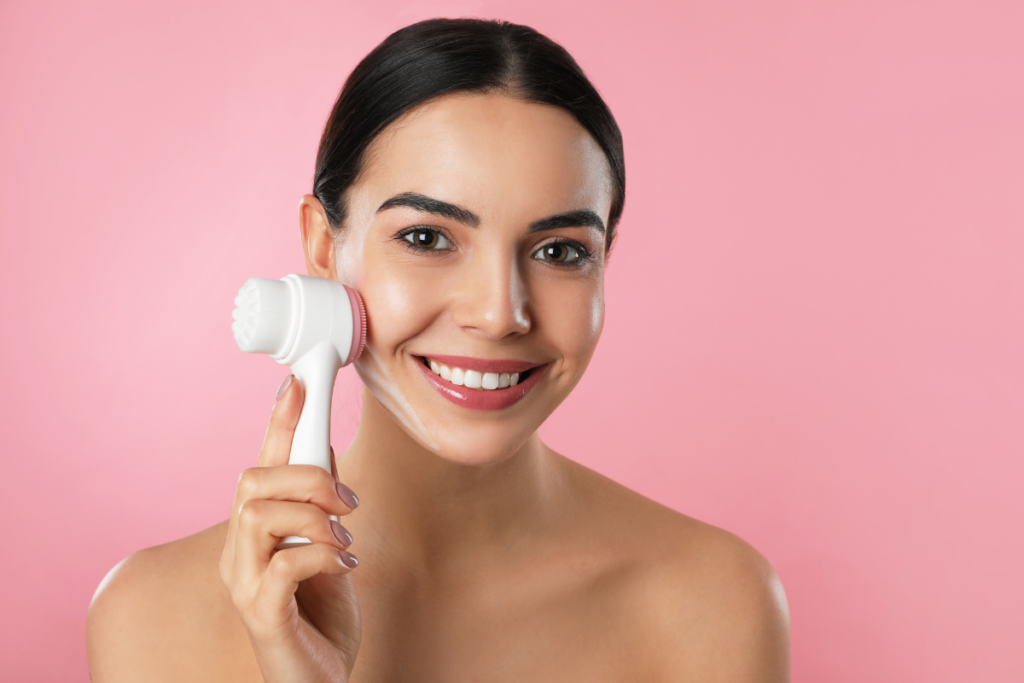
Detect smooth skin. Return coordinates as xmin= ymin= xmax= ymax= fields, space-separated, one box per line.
xmin=87 ymin=93 xmax=790 ymax=682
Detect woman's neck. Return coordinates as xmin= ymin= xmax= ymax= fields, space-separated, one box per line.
xmin=335 ymin=389 xmax=565 ymax=572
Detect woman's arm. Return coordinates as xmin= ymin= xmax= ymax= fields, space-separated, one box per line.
xmin=87 ymin=523 xmax=260 ymax=682
xmin=88 ymin=377 xmax=363 ymax=682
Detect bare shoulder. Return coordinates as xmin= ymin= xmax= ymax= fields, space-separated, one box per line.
xmin=86 ymin=521 xmax=259 ymax=683
xmin=562 ymin=458 xmax=791 ymax=682
xmin=641 ymin=516 xmax=791 ymax=682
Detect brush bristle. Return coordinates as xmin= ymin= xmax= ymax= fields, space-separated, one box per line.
xmin=231 ymin=278 xmax=293 ymax=355
xmin=345 ymin=286 xmax=367 ymax=364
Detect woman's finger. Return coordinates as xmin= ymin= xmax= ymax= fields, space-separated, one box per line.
xmin=329 ymin=444 xmax=362 ymax=511
xmin=233 ymin=499 xmax=353 ymax=584
xmin=329 ymin=446 xmax=361 ymax=511
xmin=258 ymin=375 xmax=304 ymax=468
xmin=232 ymin=465 xmax=357 ymax=520
xmin=251 ymin=544 xmax=358 ymax=629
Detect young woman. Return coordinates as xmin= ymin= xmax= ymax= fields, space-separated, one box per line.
xmin=87 ymin=19 xmax=790 ymax=682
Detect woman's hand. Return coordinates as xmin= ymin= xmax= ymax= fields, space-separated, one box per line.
xmin=220 ymin=376 xmax=362 ymax=682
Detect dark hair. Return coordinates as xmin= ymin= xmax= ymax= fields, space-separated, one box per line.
xmin=314 ymin=18 xmax=625 ymax=250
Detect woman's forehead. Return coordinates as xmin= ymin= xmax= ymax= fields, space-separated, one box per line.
xmin=355 ymin=93 xmax=614 ymax=222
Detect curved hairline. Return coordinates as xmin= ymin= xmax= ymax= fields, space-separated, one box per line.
xmin=317 ymin=88 xmax=620 ymax=254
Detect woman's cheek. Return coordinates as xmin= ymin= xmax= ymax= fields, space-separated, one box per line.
xmin=363 ymin=266 xmax=447 ymax=351
xmin=564 ymin=280 xmax=604 ymax=374
xmin=534 ymin=275 xmax=604 ymax=378
xmin=334 ymin=227 xmax=369 ymax=290
xmin=588 ymin=287 xmax=605 ymax=341
xmin=350 ymin=260 xmax=445 ymax=453
xmin=574 ymin=288 xmax=604 ymax=370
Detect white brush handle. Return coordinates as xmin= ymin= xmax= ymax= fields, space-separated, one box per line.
xmin=232 ymin=274 xmax=362 ymax=550
xmin=276 ymin=341 xmax=341 ymax=549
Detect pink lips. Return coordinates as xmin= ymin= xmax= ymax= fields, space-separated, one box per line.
xmin=415 ymin=355 xmax=548 ymax=411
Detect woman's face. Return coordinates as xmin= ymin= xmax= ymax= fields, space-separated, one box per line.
xmin=331 ymin=93 xmax=613 ymax=465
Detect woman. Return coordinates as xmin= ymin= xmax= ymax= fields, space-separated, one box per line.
xmin=87 ymin=19 xmax=789 ymax=682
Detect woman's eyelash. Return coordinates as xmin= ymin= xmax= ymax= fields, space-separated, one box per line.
xmin=533 ymin=238 xmax=593 ymax=267
xmin=394 ymin=226 xmax=453 ymax=253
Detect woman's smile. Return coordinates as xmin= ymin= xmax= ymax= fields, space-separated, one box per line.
xmin=413 ymin=353 xmax=550 ymax=410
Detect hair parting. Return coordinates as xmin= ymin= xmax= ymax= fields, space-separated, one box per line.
xmin=313 ymin=18 xmax=625 ymax=251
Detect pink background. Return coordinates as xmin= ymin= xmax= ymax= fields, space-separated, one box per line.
xmin=1 ymin=0 xmax=1021 ymax=680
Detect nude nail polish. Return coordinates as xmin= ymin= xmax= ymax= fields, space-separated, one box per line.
xmin=331 ymin=520 xmax=353 ymax=547
xmin=339 ymin=550 xmax=358 ymax=568
xmin=276 ymin=375 xmax=293 ymax=402
xmin=336 ymin=482 xmax=359 ymax=509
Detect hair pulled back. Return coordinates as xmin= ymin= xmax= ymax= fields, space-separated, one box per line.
xmin=314 ymin=18 xmax=625 ymax=249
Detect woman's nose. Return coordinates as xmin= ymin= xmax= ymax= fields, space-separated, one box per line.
xmin=451 ymin=251 xmax=531 ymax=340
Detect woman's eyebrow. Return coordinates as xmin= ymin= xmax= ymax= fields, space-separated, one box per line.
xmin=528 ymin=209 xmax=605 ymax=234
xmin=376 ymin=194 xmax=604 ymax=234
xmin=377 ymin=192 xmax=480 ymax=227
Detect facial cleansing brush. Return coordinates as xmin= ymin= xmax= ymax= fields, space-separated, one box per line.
xmin=231 ymin=274 xmax=366 ymax=547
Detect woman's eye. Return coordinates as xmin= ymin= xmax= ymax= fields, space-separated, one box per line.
xmin=402 ymin=228 xmax=451 ymax=250
xmin=533 ymin=241 xmax=585 ymax=265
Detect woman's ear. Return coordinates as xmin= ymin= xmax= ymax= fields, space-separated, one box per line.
xmin=299 ymin=194 xmax=336 ymax=278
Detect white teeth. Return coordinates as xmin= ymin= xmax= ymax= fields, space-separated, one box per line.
xmin=425 ymin=359 xmax=528 ymax=391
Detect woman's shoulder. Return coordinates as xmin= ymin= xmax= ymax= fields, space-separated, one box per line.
xmin=561 ymin=456 xmax=791 ymax=680
xmin=86 ymin=521 xmax=259 ymax=682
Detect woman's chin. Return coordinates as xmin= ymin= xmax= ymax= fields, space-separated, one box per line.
xmin=430 ymin=445 xmax=525 ymax=467
xmin=404 ymin=416 xmax=541 ymax=467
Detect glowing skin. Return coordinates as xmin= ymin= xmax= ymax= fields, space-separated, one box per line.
xmin=88 ymin=90 xmax=790 ymax=683
xmin=327 ymin=93 xmax=613 ymax=465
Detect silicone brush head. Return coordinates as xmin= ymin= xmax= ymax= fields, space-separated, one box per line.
xmin=231 ymin=278 xmax=295 ymax=355
xmin=344 ymin=285 xmax=367 ymax=364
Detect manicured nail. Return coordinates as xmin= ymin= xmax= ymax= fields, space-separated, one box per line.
xmin=276 ymin=375 xmax=293 ymax=402
xmin=331 ymin=520 xmax=353 ymax=546
xmin=336 ymin=482 xmax=359 ymax=510
xmin=339 ymin=550 xmax=358 ymax=568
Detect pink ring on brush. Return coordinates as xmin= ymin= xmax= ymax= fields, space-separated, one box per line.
xmin=343 ymin=285 xmax=367 ymax=365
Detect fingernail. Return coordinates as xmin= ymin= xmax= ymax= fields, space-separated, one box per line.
xmin=339 ymin=550 xmax=358 ymax=568
xmin=336 ymin=482 xmax=359 ymax=510
xmin=275 ymin=375 xmax=293 ymax=402
xmin=331 ymin=520 xmax=353 ymax=547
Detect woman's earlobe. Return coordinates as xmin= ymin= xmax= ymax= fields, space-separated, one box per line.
xmin=300 ymin=194 xmax=336 ymax=278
